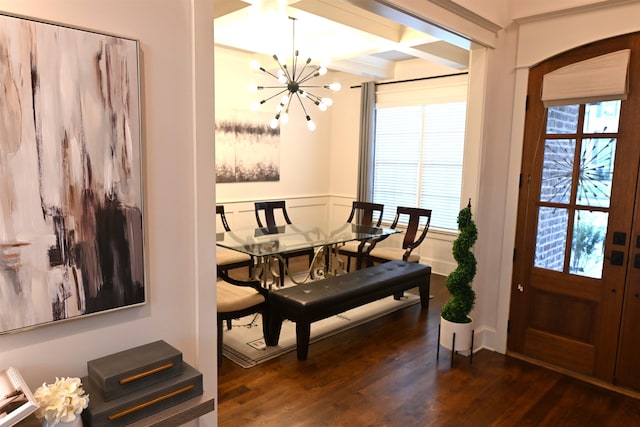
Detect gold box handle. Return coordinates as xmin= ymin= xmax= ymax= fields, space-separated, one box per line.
xmin=118 ymin=362 xmax=174 ymax=385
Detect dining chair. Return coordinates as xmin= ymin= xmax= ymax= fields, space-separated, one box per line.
xmin=216 ymin=205 xmax=253 ymax=277
xmin=365 ymin=206 xmax=432 ymax=266
xmin=338 ymin=201 xmax=384 ymax=271
xmin=254 ymin=201 xmax=314 ymax=286
xmin=217 ymin=269 xmax=272 ymax=365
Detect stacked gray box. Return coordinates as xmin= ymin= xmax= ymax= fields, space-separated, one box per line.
xmin=82 ymin=341 xmax=203 ymax=427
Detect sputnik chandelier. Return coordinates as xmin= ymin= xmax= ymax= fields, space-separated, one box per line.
xmin=248 ymin=16 xmax=341 ymax=131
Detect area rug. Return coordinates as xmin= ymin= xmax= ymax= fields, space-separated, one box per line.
xmin=222 ymin=293 xmax=420 ymax=368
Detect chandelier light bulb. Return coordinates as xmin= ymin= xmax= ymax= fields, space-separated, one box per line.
xmin=306 ymin=116 xmax=316 ymax=131
xmin=247 ymin=83 xmax=258 ymax=92
xmin=281 ymin=112 xmax=289 ymax=124
xmin=318 ymin=66 xmax=327 ymax=76
xmin=281 ymin=94 xmax=290 ymax=104
xmin=329 ymin=82 xmax=342 ymax=91
xmin=250 ymin=101 xmax=262 ymax=111
xmin=321 ymin=97 xmax=333 ymax=106
xmin=270 ymin=118 xmax=279 ymax=129
xmin=318 ymin=103 xmax=327 ymax=112
xmin=249 ymin=60 xmax=261 ymax=70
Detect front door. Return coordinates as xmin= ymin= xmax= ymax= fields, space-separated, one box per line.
xmin=508 ymin=32 xmax=640 ymax=388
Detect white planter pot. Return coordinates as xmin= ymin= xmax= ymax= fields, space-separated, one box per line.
xmin=439 ymin=316 xmax=473 ymax=356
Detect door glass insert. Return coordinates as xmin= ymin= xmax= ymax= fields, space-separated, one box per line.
xmin=577 ymin=138 xmax=616 ymax=208
xmin=541 ymin=139 xmax=576 ymax=204
xmin=534 ymin=207 xmax=569 ymax=272
xmin=546 ymin=105 xmax=579 ymax=134
xmin=570 ymin=210 xmax=607 ymax=278
xmin=584 ymin=100 xmax=621 ymax=133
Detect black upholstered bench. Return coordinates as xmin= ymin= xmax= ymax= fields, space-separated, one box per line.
xmin=268 ymin=260 xmax=431 ymax=360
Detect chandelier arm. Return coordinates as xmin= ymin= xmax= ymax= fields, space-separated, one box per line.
xmin=273 ymin=56 xmax=293 ymax=82
xmin=295 ymin=92 xmax=311 ymax=117
xmin=260 ymin=68 xmax=280 ymax=80
xmin=296 ymin=61 xmax=313 ymax=82
xmin=297 ymin=69 xmax=320 ymax=85
xmin=282 ymin=94 xmax=294 ymax=117
xmin=302 ymin=91 xmax=322 ymax=103
xmin=259 ymin=88 xmax=290 ymax=104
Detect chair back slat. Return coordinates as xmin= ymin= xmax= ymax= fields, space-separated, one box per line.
xmin=392 ymin=206 xmax=432 ymax=254
xmin=216 ymin=205 xmax=232 ymax=232
xmin=364 ymin=205 xmax=431 ymax=265
xmin=254 ymin=201 xmax=293 ymax=228
xmin=347 ymin=201 xmax=384 ymax=227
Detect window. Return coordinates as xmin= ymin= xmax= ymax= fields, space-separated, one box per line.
xmin=371 ymin=76 xmax=467 ymax=231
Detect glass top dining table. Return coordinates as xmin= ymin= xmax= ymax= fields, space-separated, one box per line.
xmin=216 ymin=221 xmax=398 ymax=287
xmin=216 ymin=222 xmax=397 ymax=257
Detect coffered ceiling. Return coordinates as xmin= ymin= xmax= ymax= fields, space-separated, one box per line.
xmin=214 ymin=0 xmax=470 ymax=79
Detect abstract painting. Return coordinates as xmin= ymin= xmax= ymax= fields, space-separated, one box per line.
xmin=215 ymin=112 xmax=280 ymax=183
xmin=0 ymin=14 xmax=144 ymax=334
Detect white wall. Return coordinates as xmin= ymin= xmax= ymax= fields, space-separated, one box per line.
xmin=214 ymin=46 xmax=334 ymax=203
xmin=0 ymin=1 xmax=217 ymax=425
xmin=510 ymin=0 xmax=628 ymax=21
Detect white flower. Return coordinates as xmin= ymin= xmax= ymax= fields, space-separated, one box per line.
xmin=34 ymin=377 xmax=89 ymax=424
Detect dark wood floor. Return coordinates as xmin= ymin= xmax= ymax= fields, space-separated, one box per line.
xmin=218 ymin=261 xmax=640 ymax=426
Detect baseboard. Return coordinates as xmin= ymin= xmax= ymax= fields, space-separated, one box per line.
xmin=507 ymin=352 xmax=640 ymax=400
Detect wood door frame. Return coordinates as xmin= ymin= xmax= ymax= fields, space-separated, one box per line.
xmin=508 ymin=32 xmax=640 ymax=382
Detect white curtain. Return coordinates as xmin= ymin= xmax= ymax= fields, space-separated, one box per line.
xmin=541 ymin=49 xmax=630 ymax=107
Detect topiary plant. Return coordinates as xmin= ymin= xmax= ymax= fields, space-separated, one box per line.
xmin=441 ymin=199 xmax=477 ymax=323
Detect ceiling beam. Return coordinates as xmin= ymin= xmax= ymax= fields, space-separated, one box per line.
xmin=214 ymin=0 xmax=250 ymax=18
xmin=330 ymin=56 xmax=396 ymax=80
xmin=293 ymin=0 xmax=407 ymax=43
xmin=342 ymin=0 xmax=474 ymax=49
xmin=400 ymin=40 xmax=469 ymax=69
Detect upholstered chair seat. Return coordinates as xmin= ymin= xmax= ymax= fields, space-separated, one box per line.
xmin=367 ymin=246 xmax=421 ymax=263
xmin=217 ymin=280 xmax=265 ymax=313
xmin=216 ymin=246 xmax=252 ymax=270
xmin=216 ymin=271 xmax=270 ymax=365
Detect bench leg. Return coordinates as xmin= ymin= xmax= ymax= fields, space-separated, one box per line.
xmin=262 ymin=309 xmax=280 ymax=346
xmin=266 ymin=314 xmax=284 ymax=346
xmin=296 ymin=322 xmax=311 ymax=361
xmin=418 ymin=275 xmax=431 ymax=308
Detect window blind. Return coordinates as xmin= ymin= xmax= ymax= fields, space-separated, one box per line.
xmin=372 ymin=75 xmax=468 ymax=231
xmin=541 ymin=49 xmax=630 ymax=107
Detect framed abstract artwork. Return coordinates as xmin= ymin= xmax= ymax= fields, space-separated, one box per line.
xmin=0 ymin=14 xmax=145 ymax=334
xmin=215 ymin=112 xmax=280 ymax=183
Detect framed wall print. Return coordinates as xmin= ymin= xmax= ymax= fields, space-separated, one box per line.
xmin=0 ymin=13 xmax=145 ymax=334
xmin=215 ymin=111 xmax=280 ymax=183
